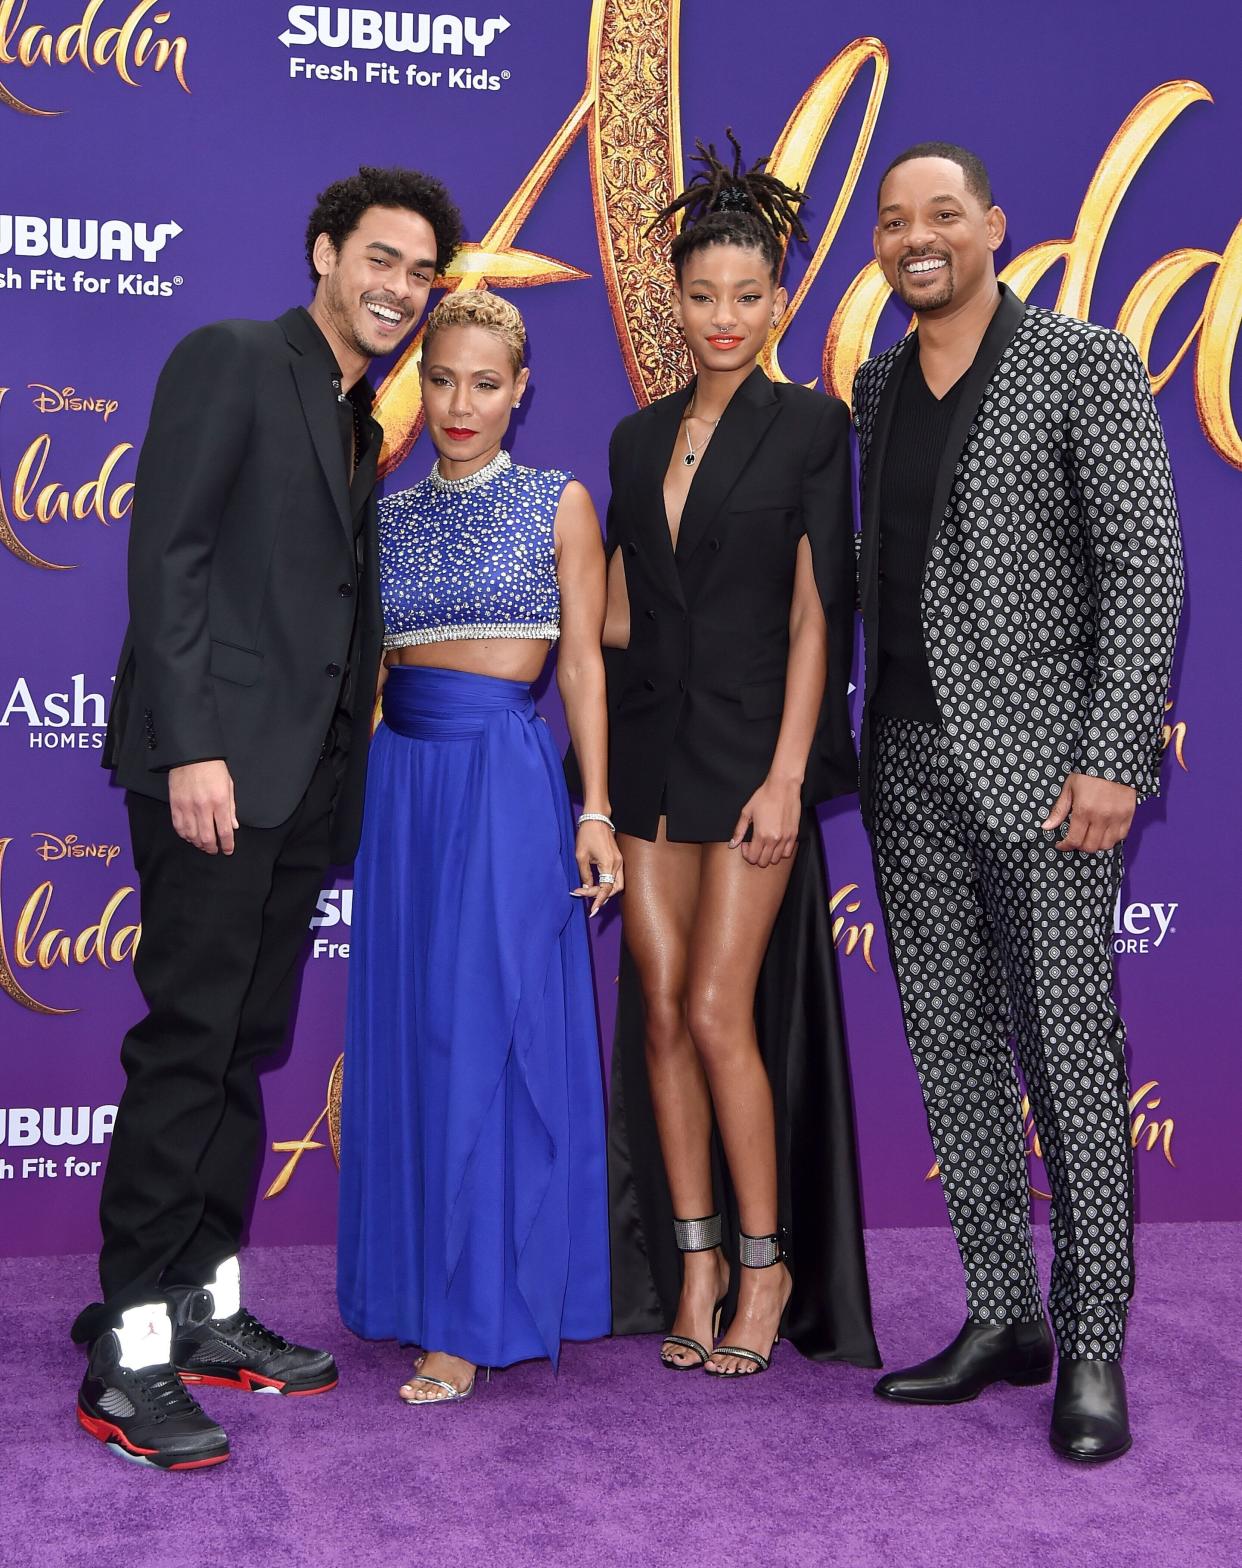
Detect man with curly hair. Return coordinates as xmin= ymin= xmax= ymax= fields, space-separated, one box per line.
xmin=73 ymin=166 xmax=462 ymax=1470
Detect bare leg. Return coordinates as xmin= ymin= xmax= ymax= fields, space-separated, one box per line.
xmin=619 ymin=823 xmax=728 ymax=1366
xmin=686 ymin=842 xmax=796 ymax=1374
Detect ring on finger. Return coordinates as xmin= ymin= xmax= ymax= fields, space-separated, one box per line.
xmin=598 ymin=872 xmax=616 ymax=885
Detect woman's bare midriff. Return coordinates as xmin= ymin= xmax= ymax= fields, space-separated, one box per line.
xmin=389 ymin=638 xmax=552 ymax=684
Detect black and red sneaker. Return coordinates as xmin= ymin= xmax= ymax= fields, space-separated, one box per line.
xmin=170 ymin=1287 xmax=339 ymax=1396
xmin=77 ymin=1329 xmax=230 ymax=1470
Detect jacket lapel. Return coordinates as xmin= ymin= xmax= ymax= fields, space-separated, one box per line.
xmin=632 ymin=382 xmax=692 ymax=603
xmin=280 ymin=309 xmax=353 ymax=545
xmin=859 ymin=338 xmax=914 ymax=652
xmin=924 ymin=283 xmax=1027 ymax=569
xmin=674 ymin=365 xmax=779 ymax=568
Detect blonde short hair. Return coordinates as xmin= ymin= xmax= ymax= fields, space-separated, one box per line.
xmin=423 ymin=290 xmax=526 ymax=374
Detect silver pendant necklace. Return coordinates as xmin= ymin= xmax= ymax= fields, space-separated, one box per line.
xmin=682 ymin=403 xmax=721 ymax=467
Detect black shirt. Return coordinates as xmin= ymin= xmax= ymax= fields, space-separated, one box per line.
xmin=873 ymin=349 xmax=964 ymax=724
xmin=296 ymin=307 xmax=380 ymax=537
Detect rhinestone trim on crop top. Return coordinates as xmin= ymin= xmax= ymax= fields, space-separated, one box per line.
xmin=380 ymin=450 xmax=570 ymax=650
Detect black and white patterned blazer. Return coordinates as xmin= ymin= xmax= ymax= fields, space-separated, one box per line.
xmin=852 ymin=283 xmax=1184 ymax=835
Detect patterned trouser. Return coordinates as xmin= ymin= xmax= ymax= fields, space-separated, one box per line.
xmin=869 ymin=716 xmax=1133 ymax=1360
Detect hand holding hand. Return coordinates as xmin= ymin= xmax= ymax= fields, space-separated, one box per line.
xmin=729 ymin=776 xmax=801 ymax=867
xmin=1042 ymin=772 xmax=1136 ymax=853
xmin=169 ymin=760 xmax=238 ymax=855
xmin=572 ymin=820 xmax=624 ymax=917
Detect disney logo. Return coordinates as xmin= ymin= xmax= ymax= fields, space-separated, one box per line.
xmin=28 ymin=384 xmax=119 ymax=423
xmin=31 ymin=832 xmax=121 ymax=868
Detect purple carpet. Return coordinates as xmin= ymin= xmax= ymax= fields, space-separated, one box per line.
xmin=5 ymin=1223 xmax=1238 ymax=1567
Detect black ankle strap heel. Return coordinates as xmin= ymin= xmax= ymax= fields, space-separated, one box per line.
xmin=704 ymin=1230 xmax=789 ymax=1378
xmin=660 ymin=1213 xmax=727 ymax=1371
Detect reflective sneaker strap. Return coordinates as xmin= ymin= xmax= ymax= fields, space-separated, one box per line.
xmin=204 ymin=1255 xmax=241 ymax=1319
xmin=115 ymin=1303 xmax=172 ymax=1371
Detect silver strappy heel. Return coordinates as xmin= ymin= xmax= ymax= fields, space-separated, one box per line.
xmin=399 ymin=1372 xmax=476 ymax=1404
xmin=398 ymin=1354 xmax=486 ymax=1405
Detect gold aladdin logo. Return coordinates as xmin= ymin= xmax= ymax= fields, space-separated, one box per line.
xmin=926 ymin=1082 xmax=1177 ymax=1197
xmin=0 ymin=385 xmax=134 ymax=569
xmin=367 ymin=10 xmax=1242 ymax=475
xmin=0 ymin=0 xmax=189 ymax=116
xmin=0 ymin=834 xmax=139 ymax=1015
xmin=1162 ymin=698 xmax=1189 ymax=772
xmin=830 ymin=883 xmax=877 ymax=972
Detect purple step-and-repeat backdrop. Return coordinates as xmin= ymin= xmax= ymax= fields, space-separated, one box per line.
xmin=1 ymin=1 xmax=1238 ymax=1257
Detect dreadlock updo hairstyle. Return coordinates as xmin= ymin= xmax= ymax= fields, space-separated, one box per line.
xmin=651 ymin=129 xmax=809 ymax=283
xmin=422 ymin=289 xmax=527 ymax=375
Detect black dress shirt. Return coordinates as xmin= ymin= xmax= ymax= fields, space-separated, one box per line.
xmin=873 ymin=350 xmax=965 ymax=723
xmin=296 ymin=308 xmax=381 ymax=755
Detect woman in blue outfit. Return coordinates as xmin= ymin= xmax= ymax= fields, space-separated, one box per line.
xmin=337 ymin=290 xmax=618 ymax=1403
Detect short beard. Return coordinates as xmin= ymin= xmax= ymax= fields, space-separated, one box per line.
xmin=324 ymin=271 xmax=385 ymax=359
xmin=893 ymin=258 xmax=954 ymax=312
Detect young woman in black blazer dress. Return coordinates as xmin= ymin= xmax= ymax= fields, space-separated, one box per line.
xmin=601 ymin=138 xmax=879 ymax=1377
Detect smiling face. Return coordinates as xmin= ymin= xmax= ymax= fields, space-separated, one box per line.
xmin=311 ymin=204 xmax=439 ymax=362
xmin=674 ymin=242 xmax=787 ymax=371
xmin=874 ymin=156 xmax=1005 ymax=315
xmin=419 ymin=322 xmax=529 ymax=472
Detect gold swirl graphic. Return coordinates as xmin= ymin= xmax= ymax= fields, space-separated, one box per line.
xmin=373 ymin=93 xmax=594 ymax=477
xmin=588 ymin=0 xmax=690 ymax=404
xmin=264 ymin=1052 xmax=344 ymax=1199
xmin=327 ymin=1051 xmax=343 ymax=1166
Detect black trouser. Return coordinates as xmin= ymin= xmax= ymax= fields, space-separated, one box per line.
xmin=71 ymin=758 xmax=339 ymax=1344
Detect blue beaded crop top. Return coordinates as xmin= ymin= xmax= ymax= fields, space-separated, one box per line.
xmin=379 ymin=449 xmax=570 ymax=650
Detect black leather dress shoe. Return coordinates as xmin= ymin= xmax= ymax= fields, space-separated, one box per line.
xmin=874 ymin=1318 xmax=1054 ymax=1404
xmin=1050 ymin=1359 xmax=1131 ymax=1462
xmin=169 ymin=1286 xmax=339 ymax=1396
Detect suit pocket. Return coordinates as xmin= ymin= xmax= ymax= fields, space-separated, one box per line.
xmin=728 ymin=489 xmax=799 ymax=516
xmin=1012 ymin=640 xmax=1093 ymax=670
xmin=615 ymin=679 xmax=662 ymax=715
xmin=740 ymin=679 xmax=785 ymax=719
xmin=209 ymin=638 xmax=263 ymax=687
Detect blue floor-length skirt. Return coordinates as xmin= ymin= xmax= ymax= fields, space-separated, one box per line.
xmin=336 ymin=666 xmax=611 ymax=1367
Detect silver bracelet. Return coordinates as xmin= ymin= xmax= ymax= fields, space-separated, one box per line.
xmin=577 ymin=812 xmax=616 ymax=832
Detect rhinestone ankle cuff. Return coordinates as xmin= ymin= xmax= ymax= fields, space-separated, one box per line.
xmin=738 ymin=1231 xmax=781 ymax=1268
xmin=673 ymin=1213 xmax=722 ymax=1252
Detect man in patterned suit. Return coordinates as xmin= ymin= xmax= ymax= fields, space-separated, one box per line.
xmin=853 ymin=142 xmax=1183 ymax=1462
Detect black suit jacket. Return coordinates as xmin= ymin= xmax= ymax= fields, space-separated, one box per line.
xmin=103 ymin=307 xmax=383 ymax=862
xmin=604 ymin=366 xmax=857 ymax=842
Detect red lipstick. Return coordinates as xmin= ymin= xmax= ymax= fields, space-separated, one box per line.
xmin=443 ymin=427 xmax=476 ymax=441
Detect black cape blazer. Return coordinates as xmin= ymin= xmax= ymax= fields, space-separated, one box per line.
xmin=601 ymin=366 xmax=858 ymax=842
